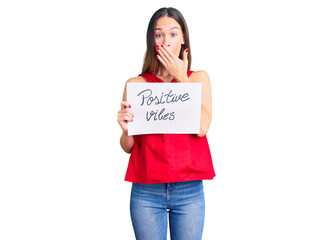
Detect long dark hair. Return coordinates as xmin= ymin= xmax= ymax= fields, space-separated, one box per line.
xmin=141 ymin=7 xmax=192 ymax=74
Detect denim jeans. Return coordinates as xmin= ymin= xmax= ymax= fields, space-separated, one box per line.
xmin=130 ymin=180 xmax=205 ymax=240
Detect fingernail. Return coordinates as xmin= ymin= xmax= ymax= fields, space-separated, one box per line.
xmin=161 ymin=44 xmax=164 ymax=47
xmin=156 ymin=45 xmax=160 ymax=48
xmin=129 ymin=104 xmax=131 ymax=108
xmin=156 ymin=55 xmax=159 ymax=58
xmin=156 ymin=47 xmax=159 ymax=51
xmin=186 ymin=49 xmax=189 ymax=53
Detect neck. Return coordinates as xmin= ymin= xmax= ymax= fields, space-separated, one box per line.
xmin=156 ymin=66 xmax=171 ymax=78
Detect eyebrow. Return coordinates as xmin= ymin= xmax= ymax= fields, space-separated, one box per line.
xmin=155 ymin=27 xmax=180 ymax=31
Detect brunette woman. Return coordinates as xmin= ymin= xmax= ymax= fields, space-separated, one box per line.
xmin=117 ymin=7 xmax=215 ymax=240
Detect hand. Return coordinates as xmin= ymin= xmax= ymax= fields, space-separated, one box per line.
xmin=117 ymin=101 xmax=134 ymax=134
xmin=156 ymin=44 xmax=189 ymax=82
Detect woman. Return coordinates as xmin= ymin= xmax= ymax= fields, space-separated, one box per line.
xmin=117 ymin=7 xmax=215 ymax=240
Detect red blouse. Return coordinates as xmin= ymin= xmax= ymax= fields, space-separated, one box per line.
xmin=124 ymin=70 xmax=216 ymax=183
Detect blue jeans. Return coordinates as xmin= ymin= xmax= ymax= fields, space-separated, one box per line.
xmin=130 ymin=180 xmax=205 ymax=240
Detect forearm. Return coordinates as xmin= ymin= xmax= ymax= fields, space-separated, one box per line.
xmin=176 ymin=73 xmax=190 ymax=83
xmin=198 ymin=107 xmax=212 ymax=137
xmin=120 ymin=131 xmax=134 ymax=154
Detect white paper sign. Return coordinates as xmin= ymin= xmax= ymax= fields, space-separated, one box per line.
xmin=127 ymin=83 xmax=202 ymax=136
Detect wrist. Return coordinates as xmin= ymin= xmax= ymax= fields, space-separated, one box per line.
xmin=177 ymin=73 xmax=189 ymax=83
xmin=123 ymin=129 xmax=129 ymax=136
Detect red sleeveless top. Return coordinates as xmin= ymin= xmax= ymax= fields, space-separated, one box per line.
xmin=124 ymin=70 xmax=216 ymax=183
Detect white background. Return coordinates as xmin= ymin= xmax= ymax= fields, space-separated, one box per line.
xmin=0 ymin=0 xmax=332 ymax=239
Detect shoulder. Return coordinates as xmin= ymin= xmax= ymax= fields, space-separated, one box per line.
xmin=189 ymin=70 xmax=210 ymax=84
xmin=122 ymin=76 xmax=146 ymax=101
xmin=126 ymin=75 xmax=146 ymax=84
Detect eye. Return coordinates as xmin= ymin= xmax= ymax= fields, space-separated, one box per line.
xmin=171 ymin=33 xmax=177 ymax=37
xmin=155 ymin=34 xmax=163 ymax=38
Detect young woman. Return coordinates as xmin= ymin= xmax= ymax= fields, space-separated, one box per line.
xmin=117 ymin=7 xmax=216 ymax=240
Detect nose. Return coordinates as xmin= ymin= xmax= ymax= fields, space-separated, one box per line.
xmin=163 ymin=35 xmax=171 ymax=47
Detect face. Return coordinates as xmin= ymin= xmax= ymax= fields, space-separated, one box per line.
xmin=154 ymin=16 xmax=185 ymax=57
